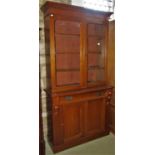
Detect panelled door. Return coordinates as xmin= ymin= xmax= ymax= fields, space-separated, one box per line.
xmin=85 ymin=98 xmax=107 ymax=136
xmin=50 ymin=15 xmax=108 ymax=91
xmin=50 ymin=15 xmax=84 ymax=91
xmin=62 ymin=101 xmax=85 ymax=143
xmin=86 ymin=22 xmax=107 ymax=86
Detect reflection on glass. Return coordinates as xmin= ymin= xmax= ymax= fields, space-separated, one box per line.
xmin=55 ymin=20 xmax=81 ymax=86
xmin=87 ymin=24 xmax=105 ymax=83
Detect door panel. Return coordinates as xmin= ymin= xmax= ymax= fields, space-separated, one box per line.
xmin=87 ymin=23 xmax=105 ymax=84
xmin=55 ymin=20 xmax=80 ymax=35
xmin=85 ymin=98 xmax=106 ymax=136
xmin=52 ymin=105 xmax=64 ymax=145
xmin=63 ymin=102 xmax=85 ymax=143
xmin=53 ymin=19 xmax=82 ymax=88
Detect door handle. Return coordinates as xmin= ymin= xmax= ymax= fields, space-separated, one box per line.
xmin=65 ymin=96 xmax=73 ymax=101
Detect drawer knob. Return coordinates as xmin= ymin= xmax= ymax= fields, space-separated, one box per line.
xmin=65 ymin=96 xmax=73 ymax=101
xmin=108 ymin=96 xmax=111 ymax=99
xmin=108 ymin=91 xmax=112 ymax=95
xmin=54 ymin=106 xmax=59 ymax=110
xmin=107 ymin=102 xmax=110 ymax=105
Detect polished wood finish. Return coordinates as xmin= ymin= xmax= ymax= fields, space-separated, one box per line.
xmin=109 ymin=102 xmax=115 ymax=133
xmin=107 ymin=21 xmax=115 ymax=86
xmin=108 ymin=20 xmax=115 ymax=133
xmin=42 ymin=1 xmax=114 ymax=152
xmin=85 ymin=98 xmax=106 ymax=136
xmin=63 ymin=102 xmax=85 ymax=143
xmin=47 ymin=87 xmax=113 ymax=152
xmin=41 ymin=1 xmax=112 ymax=19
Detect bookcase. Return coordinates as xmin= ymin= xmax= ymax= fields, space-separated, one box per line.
xmin=42 ymin=1 xmax=113 ymax=152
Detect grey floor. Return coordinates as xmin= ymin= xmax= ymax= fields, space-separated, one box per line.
xmin=45 ymin=133 xmax=115 ymax=155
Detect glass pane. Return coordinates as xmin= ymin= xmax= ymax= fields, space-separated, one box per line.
xmin=57 ymin=71 xmax=80 ymax=86
xmin=55 ymin=20 xmax=80 ymax=35
xmin=56 ymin=54 xmax=80 ymax=70
xmin=55 ymin=34 xmax=80 ymax=52
xmin=55 ymin=20 xmax=81 ymax=86
xmin=87 ymin=24 xmax=105 ymax=83
xmin=88 ymin=24 xmax=103 ymax=36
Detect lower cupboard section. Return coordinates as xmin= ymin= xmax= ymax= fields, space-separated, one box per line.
xmin=50 ymin=89 xmax=112 ymax=152
xmin=85 ymin=99 xmax=106 ymax=136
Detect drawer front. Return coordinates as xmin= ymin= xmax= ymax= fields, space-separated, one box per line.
xmin=83 ymin=91 xmax=104 ymax=98
xmin=59 ymin=94 xmax=82 ymax=103
xmin=59 ymin=90 xmax=106 ymax=103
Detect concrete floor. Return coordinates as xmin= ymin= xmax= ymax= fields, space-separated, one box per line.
xmin=45 ymin=133 xmax=115 ymax=155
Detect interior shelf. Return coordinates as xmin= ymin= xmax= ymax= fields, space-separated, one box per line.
xmin=55 ymin=33 xmax=80 ymax=36
xmin=88 ymin=51 xmax=102 ymax=54
xmin=88 ymin=66 xmax=104 ymax=70
xmin=57 ymin=69 xmax=80 ymax=72
xmin=56 ymin=52 xmax=80 ymax=54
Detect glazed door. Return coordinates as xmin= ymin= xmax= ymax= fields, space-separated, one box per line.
xmin=62 ymin=102 xmax=85 ymax=143
xmin=50 ymin=15 xmax=84 ymax=91
xmin=86 ymin=23 xmax=107 ymax=85
xmin=85 ymin=98 xmax=106 ymax=136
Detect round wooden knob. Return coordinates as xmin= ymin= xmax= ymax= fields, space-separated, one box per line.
xmin=106 ymin=102 xmax=110 ymax=105
xmin=54 ymin=106 xmax=59 ymax=110
xmin=108 ymin=91 xmax=112 ymax=95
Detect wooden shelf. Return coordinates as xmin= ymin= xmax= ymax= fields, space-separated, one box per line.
xmin=55 ymin=33 xmax=80 ymax=36
xmin=88 ymin=66 xmax=104 ymax=70
xmin=57 ymin=68 xmax=80 ymax=72
xmin=88 ymin=51 xmax=101 ymax=54
xmin=88 ymin=35 xmax=103 ymax=37
xmin=56 ymin=52 xmax=79 ymax=54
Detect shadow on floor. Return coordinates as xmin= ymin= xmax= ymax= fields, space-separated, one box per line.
xmin=45 ymin=133 xmax=115 ymax=155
